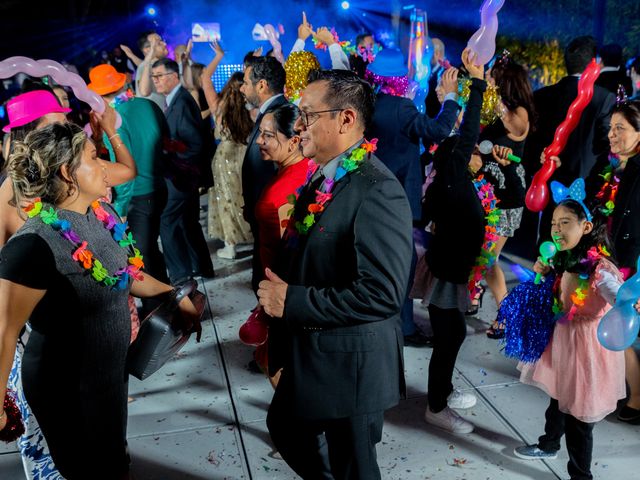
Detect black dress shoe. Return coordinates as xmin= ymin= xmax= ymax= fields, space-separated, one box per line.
xmin=617 ymin=405 xmax=640 ymax=423
xmin=403 ymin=332 xmax=434 ymax=347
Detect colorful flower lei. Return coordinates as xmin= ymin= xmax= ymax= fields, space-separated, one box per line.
xmin=467 ymin=175 xmax=501 ymax=300
xmin=343 ymin=43 xmax=383 ymax=63
xmin=595 ymin=154 xmax=622 ymax=217
xmin=109 ymin=88 xmax=134 ymax=109
xmin=311 ymin=28 xmax=350 ymax=51
xmin=283 ymin=139 xmax=378 ymax=244
xmin=23 ymin=198 xmax=144 ymax=290
xmin=552 ymin=244 xmax=611 ymax=321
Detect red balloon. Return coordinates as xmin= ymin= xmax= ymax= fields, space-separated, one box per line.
xmin=525 ymin=59 xmax=601 ymax=212
xmin=239 ymin=309 xmax=268 ymax=346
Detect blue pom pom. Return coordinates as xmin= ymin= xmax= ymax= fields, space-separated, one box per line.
xmin=497 ymin=273 xmax=557 ymax=363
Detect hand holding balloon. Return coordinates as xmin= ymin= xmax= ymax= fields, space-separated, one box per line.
xmin=467 ymin=0 xmax=506 ymax=66
xmin=0 ymin=56 xmax=122 ymax=128
xmin=534 ymin=241 xmax=557 ymax=284
xmin=598 ymin=257 xmax=640 ymax=351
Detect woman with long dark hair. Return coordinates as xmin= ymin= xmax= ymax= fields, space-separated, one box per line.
xmin=478 ymin=55 xmax=537 ymax=337
xmin=202 ymin=41 xmax=254 ymax=259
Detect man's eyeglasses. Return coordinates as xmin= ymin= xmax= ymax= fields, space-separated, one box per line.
xmin=299 ymin=109 xmax=343 ymax=127
xmin=150 ymin=72 xmax=175 ymax=80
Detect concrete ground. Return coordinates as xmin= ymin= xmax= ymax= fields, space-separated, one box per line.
xmin=1 ymin=223 xmax=639 ymax=480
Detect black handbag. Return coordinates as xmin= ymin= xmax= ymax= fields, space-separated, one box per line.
xmin=127 ymin=280 xmax=205 ymax=380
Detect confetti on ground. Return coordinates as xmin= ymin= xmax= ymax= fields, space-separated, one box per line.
xmin=207 ymin=450 xmax=220 ymax=466
xmin=451 ymin=457 xmax=467 ymax=466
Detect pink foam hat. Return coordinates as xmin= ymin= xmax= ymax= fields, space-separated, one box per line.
xmin=3 ymin=90 xmax=71 ymax=133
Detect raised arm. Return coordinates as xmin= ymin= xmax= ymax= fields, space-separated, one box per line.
xmin=136 ymin=36 xmax=158 ymax=97
xmin=92 ymin=102 xmax=137 ymax=186
xmin=201 ymin=40 xmax=225 ymax=116
xmin=120 ymin=44 xmax=142 ymax=67
xmin=290 ymin=12 xmax=314 ymax=56
xmin=454 ymin=48 xmax=487 ymax=165
xmin=180 ymin=40 xmax=195 ymax=91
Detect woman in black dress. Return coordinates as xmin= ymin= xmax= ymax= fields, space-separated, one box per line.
xmin=478 ymin=56 xmax=535 ymax=337
xmin=0 ymin=123 xmax=200 ymax=479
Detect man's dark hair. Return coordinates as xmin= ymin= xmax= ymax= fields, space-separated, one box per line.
xmin=564 ymin=36 xmax=597 ymax=75
xmin=137 ymin=30 xmax=156 ymax=52
xmin=247 ymin=56 xmax=285 ymax=95
xmin=355 ymin=33 xmax=373 ymax=47
xmin=307 ymin=69 xmax=375 ymax=130
xmin=151 ymin=58 xmax=179 ymax=75
xmin=599 ymin=43 xmax=624 ymax=68
xmin=243 ymin=51 xmax=258 ymax=69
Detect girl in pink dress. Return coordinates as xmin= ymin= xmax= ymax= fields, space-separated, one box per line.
xmin=513 ymin=182 xmax=640 ymax=480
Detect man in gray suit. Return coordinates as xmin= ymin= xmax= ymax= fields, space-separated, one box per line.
xmin=151 ymin=58 xmax=214 ymax=284
xmin=258 ymin=70 xmax=413 ymax=480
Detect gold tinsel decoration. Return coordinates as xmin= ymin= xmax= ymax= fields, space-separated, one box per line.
xmin=284 ymin=51 xmax=321 ymax=102
xmin=458 ymin=78 xmax=501 ymax=126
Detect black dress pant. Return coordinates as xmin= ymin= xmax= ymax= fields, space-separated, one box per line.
xmin=267 ymin=377 xmax=384 ymax=480
xmin=159 ymin=178 xmax=213 ymax=283
xmin=128 ymin=190 xmax=168 ymax=313
xmin=427 ymin=304 xmax=467 ymax=412
xmin=537 ymin=398 xmax=595 ymax=480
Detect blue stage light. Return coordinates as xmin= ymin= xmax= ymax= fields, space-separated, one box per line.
xmin=341 ymin=1 xmax=350 ymax=10
xmin=146 ymin=5 xmax=157 ymax=16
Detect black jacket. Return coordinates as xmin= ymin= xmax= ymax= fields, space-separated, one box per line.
xmin=367 ymin=93 xmax=460 ymax=220
xmin=523 ymin=76 xmax=615 ymax=185
xmin=270 ymin=154 xmax=413 ymax=419
xmin=424 ymin=78 xmax=487 ymax=284
xmin=610 ymin=154 xmax=640 ymax=269
xmin=164 ymin=86 xmax=213 ymax=190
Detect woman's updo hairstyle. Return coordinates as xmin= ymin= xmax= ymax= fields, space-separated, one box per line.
xmin=7 ymin=122 xmax=87 ymax=212
xmin=271 ymin=103 xmax=301 ymax=140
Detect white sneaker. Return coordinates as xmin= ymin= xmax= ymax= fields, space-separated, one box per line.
xmin=216 ymin=244 xmax=236 ymax=260
xmin=447 ymin=389 xmax=477 ymax=409
xmin=424 ymin=405 xmax=474 ymax=433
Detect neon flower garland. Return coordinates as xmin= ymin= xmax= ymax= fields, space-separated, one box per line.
xmin=467 ymin=174 xmax=501 ymax=300
xmin=108 ymin=88 xmax=134 ymax=109
xmin=284 ymin=139 xmax=378 ymax=242
xmin=312 ymin=28 xmax=350 ymax=51
xmin=552 ymin=245 xmax=611 ymax=322
xmin=595 ymin=154 xmax=622 ymax=217
xmin=23 ymin=198 xmax=144 ymax=289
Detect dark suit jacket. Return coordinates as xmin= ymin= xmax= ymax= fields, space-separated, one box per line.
xmin=523 ymin=76 xmax=615 ymax=185
xmin=595 ymin=69 xmax=632 ymax=96
xmin=241 ymin=94 xmax=289 ymax=226
xmin=164 ymin=86 xmax=212 ymax=190
xmin=367 ymin=94 xmax=459 ymax=220
xmin=270 ymin=153 xmax=413 ymax=420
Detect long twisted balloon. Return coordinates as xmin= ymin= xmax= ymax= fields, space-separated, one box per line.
xmin=467 ymin=0 xmax=506 ymax=65
xmin=0 ymin=56 xmax=122 ymax=128
xmin=525 ymin=59 xmax=601 ymax=212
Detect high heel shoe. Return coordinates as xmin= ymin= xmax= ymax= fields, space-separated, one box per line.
xmin=486 ymin=319 xmax=505 ymax=339
xmin=465 ymin=285 xmax=485 ymax=316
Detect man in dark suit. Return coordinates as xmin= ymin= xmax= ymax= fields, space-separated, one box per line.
xmin=522 ymin=36 xmax=615 ymax=241
xmin=257 ymin=70 xmax=413 ymax=479
xmin=595 ymin=43 xmax=632 ymax=96
xmin=151 ymin=58 xmax=214 ymax=283
xmin=239 ymin=56 xmax=287 ymax=292
xmin=365 ymin=48 xmax=460 ymax=346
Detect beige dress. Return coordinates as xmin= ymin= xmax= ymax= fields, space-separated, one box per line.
xmin=208 ymin=121 xmax=253 ymax=244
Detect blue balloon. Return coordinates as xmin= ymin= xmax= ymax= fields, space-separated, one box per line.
xmin=597 ymin=257 xmax=640 ymax=351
